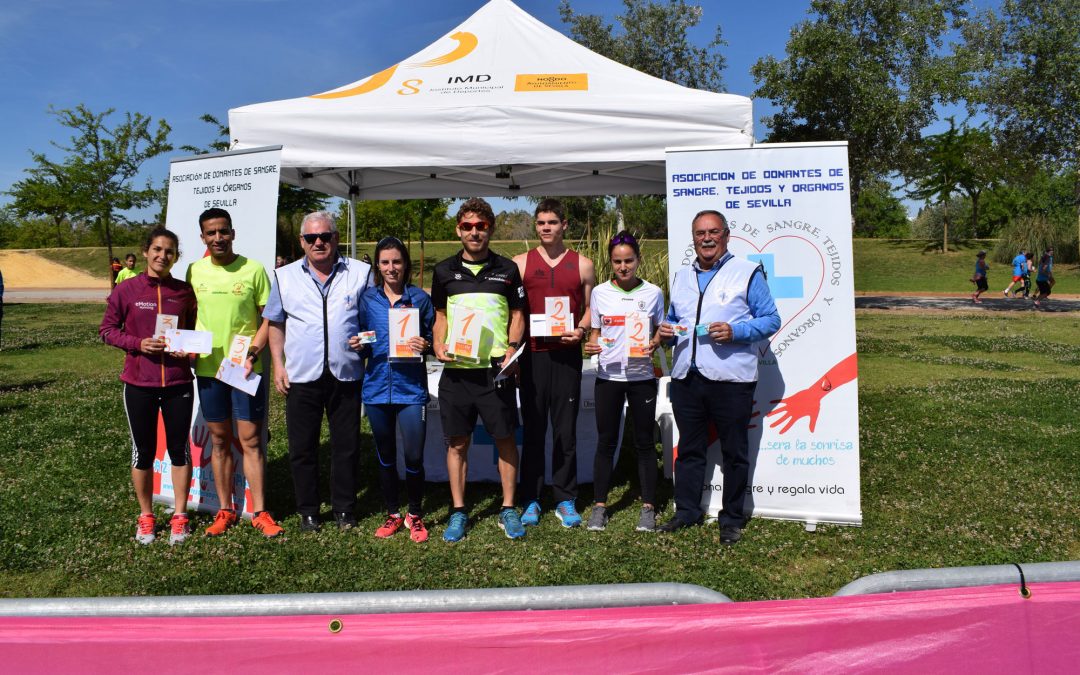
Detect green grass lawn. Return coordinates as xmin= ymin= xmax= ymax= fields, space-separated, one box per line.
xmin=1 ymin=304 xmax=1077 ymax=601
xmin=852 ymin=238 xmax=1080 ymax=295
xmin=23 ymin=239 xmax=1078 ymax=295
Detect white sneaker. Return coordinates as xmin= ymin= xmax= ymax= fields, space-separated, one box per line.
xmin=169 ymin=513 xmax=190 ymax=546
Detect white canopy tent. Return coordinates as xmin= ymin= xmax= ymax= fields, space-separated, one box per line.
xmin=228 ymin=0 xmax=752 ymax=244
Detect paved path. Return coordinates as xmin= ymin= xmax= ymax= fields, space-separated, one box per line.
xmin=855 ymin=294 xmax=1080 ymax=313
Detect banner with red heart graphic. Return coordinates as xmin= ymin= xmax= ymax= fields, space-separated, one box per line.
xmin=662 ymin=142 xmax=861 ymax=527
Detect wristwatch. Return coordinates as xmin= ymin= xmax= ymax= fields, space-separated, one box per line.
xmin=246 ymin=350 xmax=259 ymax=364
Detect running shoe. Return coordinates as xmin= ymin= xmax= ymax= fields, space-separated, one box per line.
xmin=636 ymin=505 xmax=657 ymax=532
xmin=375 ymin=513 xmax=404 ymax=538
xmin=169 ymin=513 xmax=191 ymax=546
xmin=405 ymin=513 xmax=428 ymax=543
xmin=555 ymin=500 xmax=582 ymax=528
xmin=443 ymin=512 xmax=468 ymax=543
xmin=521 ymin=500 xmax=542 ymax=527
xmin=205 ymin=508 xmax=238 ymax=537
xmin=251 ymin=511 xmax=283 ymax=538
xmin=135 ymin=513 xmax=156 ymax=545
xmin=499 ymin=507 xmax=526 ymax=539
xmin=587 ymin=505 xmax=608 ymax=532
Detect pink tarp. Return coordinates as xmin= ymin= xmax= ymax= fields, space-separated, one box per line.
xmin=2 ymin=582 xmax=1078 ymax=673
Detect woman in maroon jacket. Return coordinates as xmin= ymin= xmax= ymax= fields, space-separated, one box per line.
xmin=100 ymin=226 xmax=197 ymax=545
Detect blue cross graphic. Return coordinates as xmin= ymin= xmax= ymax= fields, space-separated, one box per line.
xmin=748 ymin=253 xmax=803 ymax=299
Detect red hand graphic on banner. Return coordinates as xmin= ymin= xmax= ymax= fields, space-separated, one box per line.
xmin=767 ymin=353 xmax=857 ymax=434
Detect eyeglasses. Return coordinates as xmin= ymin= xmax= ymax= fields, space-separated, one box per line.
xmin=693 ymin=228 xmax=729 ymax=239
xmin=458 ymin=220 xmax=490 ymax=232
xmin=302 ymin=232 xmax=335 ymax=244
xmin=536 ymin=219 xmax=561 ymax=226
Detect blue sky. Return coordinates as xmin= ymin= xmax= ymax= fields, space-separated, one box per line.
xmin=0 ymin=0 xmax=970 ymax=219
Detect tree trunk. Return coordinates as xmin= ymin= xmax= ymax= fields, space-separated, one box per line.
xmin=942 ymin=199 xmax=949 ymax=254
xmin=970 ymin=191 xmax=980 ymax=239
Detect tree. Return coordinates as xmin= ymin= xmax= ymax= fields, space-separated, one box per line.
xmin=852 ymin=179 xmax=909 ymax=238
xmin=963 ymin=0 xmax=1080 ymax=169
xmin=752 ymin=0 xmax=968 ymax=203
xmin=962 ymin=0 xmax=1080 ymax=252
xmin=22 ymin=105 xmax=173 ymax=261
xmin=559 ymin=0 xmax=726 ymax=91
xmin=6 ymin=171 xmax=74 ymax=247
xmin=906 ymin=117 xmax=969 ymax=252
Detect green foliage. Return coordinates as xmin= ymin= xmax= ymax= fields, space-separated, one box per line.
xmin=559 ymin=0 xmax=726 ymax=91
xmin=40 ymin=105 xmax=173 ymax=261
xmin=992 ymin=214 xmax=1078 ymax=266
xmin=335 ymin=199 xmax=453 ymax=260
xmin=618 ymin=195 xmax=668 ymax=238
xmin=752 ymin=0 xmax=968 ymax=200
xmin=2 ymin=305 xmax=1078 ymax=600
xmin=963 ymin=0 xmax=1080 ymax=168
xmin=853 ymin=179 xmax=910 ymax=237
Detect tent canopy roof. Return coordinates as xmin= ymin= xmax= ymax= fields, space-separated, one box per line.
xmin=229 ymin=0 xmax=752 ymax=199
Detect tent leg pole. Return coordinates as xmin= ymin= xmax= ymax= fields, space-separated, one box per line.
xmin=349 ymin=197 xmax=357 ymax=260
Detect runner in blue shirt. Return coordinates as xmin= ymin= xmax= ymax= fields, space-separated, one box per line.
xmin=1003 ymin=251 xmax=1027 ymax=297
xmin=1033 ymin=248 xmax=1055 ymax=308
xmin=971 ymin=250 xmax=989 ymax=303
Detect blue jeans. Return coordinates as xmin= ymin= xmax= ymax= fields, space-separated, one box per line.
xmin=366 ymin=403 xmax=426 ymax=516
xmin=670 ymin=372 xmax=756 ymax=527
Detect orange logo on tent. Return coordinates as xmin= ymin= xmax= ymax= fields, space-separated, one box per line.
xmin=310 ymin=31 xmax=477 ymax=99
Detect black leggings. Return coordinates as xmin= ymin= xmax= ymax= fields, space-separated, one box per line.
xmin=592 ymin=377 xmax=658 ymax=504
xmin=123 ymin=382 xmax=193 ymax=469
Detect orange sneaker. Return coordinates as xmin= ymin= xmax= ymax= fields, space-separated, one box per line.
xmin=405 ymin=513 xmax=428 ymax=543
xmin=251 ymin=511 xmax=283 ymax=538
xmin=135 ymin=513 xmax=156 ymax=545
xmin=169 ymin=513 xmax=191 ymax=546
xmin=204 ymin=509 xmax=238 ymax=537
xmin=375 ymin=513 xmax=404 ymax=538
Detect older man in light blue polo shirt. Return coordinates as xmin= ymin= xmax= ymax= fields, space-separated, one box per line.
xmin=264 ymin=211 xmax=372 ymax=532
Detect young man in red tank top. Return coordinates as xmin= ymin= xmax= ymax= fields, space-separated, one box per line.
xmin=513 ymin=199 xmax=596 ymax=528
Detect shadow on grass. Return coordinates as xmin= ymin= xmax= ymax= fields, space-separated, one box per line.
xmin=0 ymin=378 xmax=56 ymax=394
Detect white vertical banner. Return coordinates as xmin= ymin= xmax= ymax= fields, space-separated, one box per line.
xmin=664 ymin=142 xmax=861 ymax=526
xmin=154 ymin=146 xmax=282 ymax=516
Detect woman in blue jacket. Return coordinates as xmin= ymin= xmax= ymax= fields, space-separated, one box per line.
xmin=358 ymin=237 xmax=434 ymax=542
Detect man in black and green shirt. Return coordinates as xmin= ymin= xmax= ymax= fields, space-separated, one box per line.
xmin=432 ymin=197 xmax=527 ymax=542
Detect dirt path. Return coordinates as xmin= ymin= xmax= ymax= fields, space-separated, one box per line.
xmin=1 ymin=250 xmax=110 ymax=302
xmin=0 ymin=250 xmax=109 ymax=289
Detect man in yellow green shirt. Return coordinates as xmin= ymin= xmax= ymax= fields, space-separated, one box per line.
xmin=187 ymin=207 xmax=283 ymax=537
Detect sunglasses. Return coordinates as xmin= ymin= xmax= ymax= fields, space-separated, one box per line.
xmin=610 ymin=232 xmax=638 ymax=247
xmin=458 ymin=220 xmax=490 ymax=232
xmin=302 ymin=232 xmax=335 ymax=244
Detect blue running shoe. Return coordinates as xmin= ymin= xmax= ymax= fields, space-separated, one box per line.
xmin=555 ymin=500 xmax=582 ymax=528
xmin=443 ymin=512 xmax=468 ymax=543
xmin=521 ymin=501 xmax=542 ymax=527
xmin=499 ymin=508 xmax=526 ymax=539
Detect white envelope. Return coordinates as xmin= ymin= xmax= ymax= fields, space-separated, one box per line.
xmin=161 ymin=329 xmax=213 ymax=354
xmin=215 ymin=358 xmax=261 ymax=396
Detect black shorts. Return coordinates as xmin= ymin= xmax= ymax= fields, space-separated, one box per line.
xmin=1037 ymin=280 xmax=1051 ymax=297
xmin=976 ymin=277 xmax=988 ymax=291
xmin=438 ymin=365 xmax=519 ymax=440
